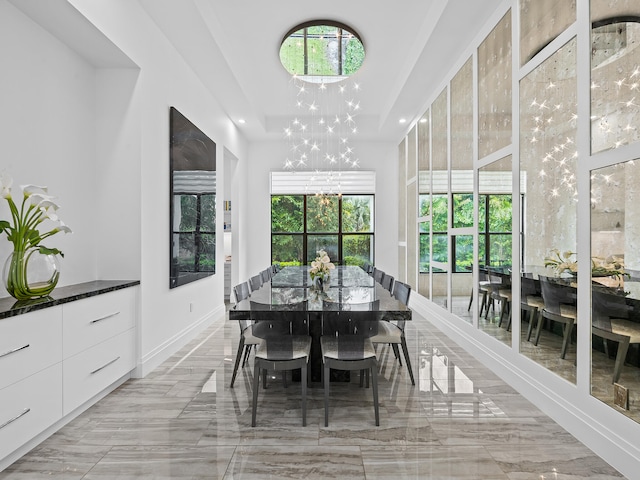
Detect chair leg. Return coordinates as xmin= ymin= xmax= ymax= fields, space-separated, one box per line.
xmin=534 ymin=311 xmax=545 ymax=346
xmin=391 ymin=344 xmax=402 ymax=365
xmin=560 ymin=321 xmax=574 ymax=359
xmin=251 ymin=363 xmax=260 ymax=427
xmin=230 ymin=337 xmax=246 ymax=388
xmin=301 ymin=365 xmax=307 ymax=426
xmin=324 ymin=363 xmax=330 ymax=427
xmin=370 ymin=363 xmax=380 ymax=426
xmin=612 ymin=338 xmax=630 ymax=384
xmin=242 ymin=344 xmax=253 ymax=367
xmin=467 ymin=289 xmax=473 ymax=311
xmin=400 ymin=337 xmax=415 ymax=385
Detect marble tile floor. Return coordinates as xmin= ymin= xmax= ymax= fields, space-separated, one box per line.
xmin=1 ymin=308 xmax=626 ymax=479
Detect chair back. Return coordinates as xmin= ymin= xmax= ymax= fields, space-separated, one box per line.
xmin=521 ymin=276 xmax=538 ymax=297
xmin=233 ymin=282 xmax=251 ymax=303
xmin=260 ymin=268 xmax=272 ymax=284
xmin=381 ymin=274 xmax=394 ymax=293
xmin=591 ymin=288 xmax=631 ymax=331
xmin=393 ymin=281 xmax=411 ymax=306
xmin=321 ymin=310 xmax=379 ymax=361
xmin=373 ymin=268 xmax=384 ymax=284
xmin=539 ymin=276 xmax=575 ymax=315
xmin=249 ymin=274 xmax=263 ymax=292
xmin=250 ymin=300 xmax=309 ymax=338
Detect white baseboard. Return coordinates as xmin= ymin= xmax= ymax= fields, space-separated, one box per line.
xmin=135 ymin=304 xmax=225 ymax=378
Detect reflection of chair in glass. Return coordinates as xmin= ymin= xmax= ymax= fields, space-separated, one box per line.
xmin=371 ymin=281 xmax=415 ymax=385
xmin=521 ymin=275 xmax=545 ymax=342
xmin=591 ymin=289 xmax=640 ymax=384
xmin=474 ymin=268 xmax=491 ymax=313
xmin=482 ymin=270 xmax=506 ymax=320
xmin=250 ymin=301 xmax=310 ymax=427
xmin=249 ymin=274 xmax=263 ymax=292
xmin=381 ymin=274 xmax=394 ymax=293
xmin=538 ymin=276 xmax=577 ymax=359
xmin=362 ymin=262 xmax=373 ymax=275
xmin=321 ymin=310 xmax=380 ymax=426
xmin=230 ymin=282 xmax=259 ymax=388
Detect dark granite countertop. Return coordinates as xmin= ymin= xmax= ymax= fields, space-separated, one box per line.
xmin=0 ymin=280 xmax=140 ymax=320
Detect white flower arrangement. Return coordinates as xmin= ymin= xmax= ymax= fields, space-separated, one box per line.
xmin=0 ymin=173 xmax=72 ymax=299
xmin=309 ymin=249 xmax=335 ymax=281
xmin=544 ymin=248 xmax=626 ymax=279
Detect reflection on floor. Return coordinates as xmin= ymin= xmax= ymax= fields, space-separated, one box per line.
xmin=1 ymin=308 xmax=625 ymax=479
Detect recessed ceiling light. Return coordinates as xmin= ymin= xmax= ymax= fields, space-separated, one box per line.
xmin=399 ymin=118 xmax=407 ymax=124
xmin=238 ymin=119 xmax=246 ymax=124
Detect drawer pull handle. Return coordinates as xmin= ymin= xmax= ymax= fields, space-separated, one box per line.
xmin=90 ymin=356 xmax=120 ymax=375
xmin=0 ymin=408 xmax=31 ymax=430
xmin=0 ymin=344 xmax=30 ymax=359
xmin=90 ymin=312 xmax=120 ymax=324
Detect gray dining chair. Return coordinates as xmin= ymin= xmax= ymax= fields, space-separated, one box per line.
xmin=371 ymin=281 xmax=415 ymax=385
xmin=592 ymin=288 xmax=640 ymax=383
xmin=249 ymin=274 xmax=263 ymax=292
xmin=230 ymin=282 xmax=260 ymax=388
xmin=321 ymin=308 xmax=380 ymax=426
xmin=381 ymin=273 xmax=394 ymax=293
xmin=538 ymin=276 xmax=577 ymax=359
xmin=250 ymin=301 xmax=310 ymax=427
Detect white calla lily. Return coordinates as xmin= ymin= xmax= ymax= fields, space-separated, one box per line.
xmin=21 ymin=184 xmax=48 ymax=198
xmin=0 ymin=173 xmax=13 ymax=199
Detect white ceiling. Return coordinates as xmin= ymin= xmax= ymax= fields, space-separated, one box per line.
xmin=140 ymin=0 xmax=505 ymax=143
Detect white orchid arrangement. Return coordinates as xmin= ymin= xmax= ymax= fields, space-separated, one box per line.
xmin=0 ymin=174 xmax=72 ymax=256
xmin=309 ymin=249 xmax=335 ymax=280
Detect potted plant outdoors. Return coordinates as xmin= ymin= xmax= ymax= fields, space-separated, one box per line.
xmin=0 ymin=174 xmax=71 ymax=300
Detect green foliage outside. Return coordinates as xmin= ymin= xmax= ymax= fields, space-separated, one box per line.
xmin=280 ymin=27 xmax=364 ymax=76
xmin=420 ymin=193 xmax=512 ymax=273
xmin=343 ymin=37 xmax=365 ymax=75
xmin=271 ymin=194 xmax=373 ymax=265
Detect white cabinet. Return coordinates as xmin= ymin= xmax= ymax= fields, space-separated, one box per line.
xmin=0 ymin=307 xmax=62 ymax=391
xmin=63 ymin=329 xmax=135 ymax=415
xmin=63 ymin=288 xmax=136 ymax=359
xmin=62 ymin=287 xmax=137 ymax=415
xmin=0 ymin=364 xmax=63 ymax=462
xmin=0 ymin=283 xmax=138 ymax=471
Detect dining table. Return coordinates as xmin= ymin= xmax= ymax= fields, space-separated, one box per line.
xmin=230 ymin=265 xmax=412 ymax=382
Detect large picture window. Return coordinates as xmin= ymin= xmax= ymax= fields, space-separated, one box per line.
xmin=271 ymin=194 xmax=374 ymax=267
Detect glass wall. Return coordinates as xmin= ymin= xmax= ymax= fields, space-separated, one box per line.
xmin=478 ymin=156 xmax=513 ymax=344
xmin=478 ymin=11 xmax=512 ymax=159
xmin=590 ymin=0 xmax=640 ymax=423
xmin=397 ymin=0 xmax=640 ymax=464
xmin=431 ymin=88 xmax=449 ymax=309
xmin=520 ymin=37 xmax=578 ymax=383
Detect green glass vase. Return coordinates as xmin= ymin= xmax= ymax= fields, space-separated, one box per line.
xmin=2 ymin=248 xmax=60 ymax=300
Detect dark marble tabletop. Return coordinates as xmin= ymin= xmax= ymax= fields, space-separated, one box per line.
xmin=0 ymin=280 xmax=140 ymax=320
xmin=230 ymin=266 xmax=410 ymax=321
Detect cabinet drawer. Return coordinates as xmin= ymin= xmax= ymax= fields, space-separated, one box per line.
xmin=63 ymin=328 xmax=135 ymax=416
xmin=0 ymin=363 xmax=62 ymax=462
xmin=63 ymin=288 xmax=136 ymax=359
xmin=0 ymin=307 xmax=62 ymax=391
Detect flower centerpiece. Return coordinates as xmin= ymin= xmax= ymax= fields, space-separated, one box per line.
xmin=0 ymin=174 xmax=72 ymax=300
xmin=309 ymin=249 xmax=335 ymax=291
xmin=544 ymin=248 xmax=626 ymax=280
xmin=544 ymin=249 xmax=578 ymax=276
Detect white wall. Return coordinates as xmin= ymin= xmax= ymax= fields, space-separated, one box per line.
xmin=1 ymin=0 xmax=249 ymax=376
xmin=243 ymin=140 xmax=398 ymax=281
